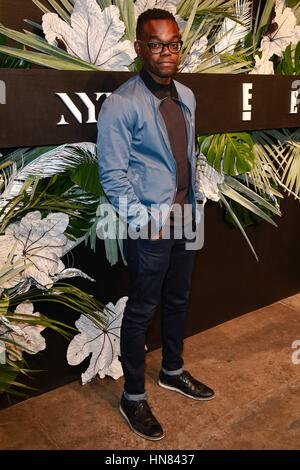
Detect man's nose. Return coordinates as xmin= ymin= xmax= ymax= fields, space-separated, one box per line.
xmin=161 ymin=44 xmax=171 ymax=55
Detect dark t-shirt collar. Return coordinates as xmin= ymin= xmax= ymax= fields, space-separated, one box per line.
xmin=139 ymin=67 xmax=178 ymax=100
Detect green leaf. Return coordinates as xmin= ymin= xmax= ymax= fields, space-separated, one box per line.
xmin=224 ymin=199 xmax=256 ymax=228
xmin=287 ymin=0 xmax=299 ymax=7
xmin=0 ymin=295 xmax=9 ymax=315
xmin=198 ymin=132 xmax=255 ymax=176
xmin=243 ymin=31 xmax=253 ymax=50
xmin=273 ymin=54 xmax=283 ymax=75
xmin=0 ymin=32 xmax=6 ymax=46
xmin=282 ymin=45 xmax=294 ymax=75
xmin=253 ymin=0 xmax=276 ymax=49
xmin=116 ymin=0 xmax=135 ymax=42
xmin=198 ymin=134 xmax=213 ymax=154
xmin=23 ymin=19 xmax=43 ymax=31
xmin=295 ymin=41 xmax=300 ymax=74
xmin=70 ymin=162 xmax=102 ymax=196
xmin=0 ymin=32 xmax=31 ymax=69
xmin=181 ymin=0 xmax=201 ymax=44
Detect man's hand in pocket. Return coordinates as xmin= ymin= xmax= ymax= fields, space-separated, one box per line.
xmin=150 ymin=227 xmax=163 ymax=240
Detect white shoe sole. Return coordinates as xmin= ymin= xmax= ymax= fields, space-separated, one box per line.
xmin=119 ymin=405 xmax=165 ymax=441
xmin=158 ymin=380 xmax=216 ymax=401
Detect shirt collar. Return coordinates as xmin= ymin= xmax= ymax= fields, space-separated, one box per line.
xmin=139 ymin=67 xmax=178 ymax=100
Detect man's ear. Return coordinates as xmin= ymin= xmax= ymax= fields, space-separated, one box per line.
xmin=134 ymin=41 xmax=141 ymax=57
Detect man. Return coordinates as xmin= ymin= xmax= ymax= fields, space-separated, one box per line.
xmin=97 ymin=8 xmax=215 ymax=441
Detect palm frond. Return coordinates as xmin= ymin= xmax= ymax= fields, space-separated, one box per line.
xmin=0 ymin=143 xmax=125 ymax=266
xmin=218 ymin=192 xmax=258 ymax=261
xmin=180 ymin=19 xmax=215 ymax=67
xmin=188 ymin=32 xmax=253 ymax=73
xmin=0 ymin=359 xmax=38 ymax=396
xmin=0 ymin=279 xmax=109 ymax=396
xmin=224 ymin=175 xmax=281 ymax=216
xmin=252 ymin=0 xmax=276 ymax=50
xmin=249 ymin=130 xmax=283 ymax=195
xmin=280 ymin=137 xmax=300 ymax=198
xmin=181 ymin=0 xmax=201 ymax=44
xmin=0 ymin=259 xmax=27 ymax=288
xmin=0 ymin=24 xmax=101 ymax=71
xmin=217 ymin=171 xmax=282 ymax=262
xmin=177 ymin=0 xmax=236 ymax=20
xmin=292 ymin=1 xmax=300 ymax=24
xmin=31 ymin=0 xmax=72 ymax=23
xmin=23 ymin=19 xmax=43 ymax=31
xmin=254 ymin=129 xmax=300 ymax=199
xmin=0 ymin=45 xmax=95 ymax=70
xmin=0 ymin=32 xmax=31 ymax=69
xmin=11 ymin=282 xmax=109 ymax=329
xmin=215 ymin=0 xmax=253 ymax=54
xmin=219 ymin=181 xmax=278 ymax=227
xmin=0 ymin=143 xmax=96 ymax=204
xmin=0 ymin=295 xmax=9 ymax=315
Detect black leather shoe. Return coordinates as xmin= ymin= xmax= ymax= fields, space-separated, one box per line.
xmin=158 ymin=370 xmax=215 ymax=401
xmin=119 ymin=394 xmax=165 ymax=441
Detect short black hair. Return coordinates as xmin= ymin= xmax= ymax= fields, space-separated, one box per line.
xmin=136 ymin=8 xmax=178 ymax=40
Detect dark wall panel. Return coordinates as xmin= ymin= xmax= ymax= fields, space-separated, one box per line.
xmin=0 ymin=0 xmax=41 ymax=30
xmin=1 ymin=195 xmax=299 ymax=409
xmin=0 ymin=0 xmax=295 ymax=409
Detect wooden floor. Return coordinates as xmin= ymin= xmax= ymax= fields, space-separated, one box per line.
xmin=1 ymin=293 xmax=300 ymax=450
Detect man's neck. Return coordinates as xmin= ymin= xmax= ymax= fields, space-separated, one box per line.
xmin=139 ymin=67 xmax=178 ymax=100
xmin=146 ymin=69 xmax=173 ymax=85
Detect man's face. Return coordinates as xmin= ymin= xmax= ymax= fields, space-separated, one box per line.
xmin=134 ymin=19 xmax=181 ymax=79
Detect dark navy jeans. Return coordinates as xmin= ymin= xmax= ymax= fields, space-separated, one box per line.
xmin=120 ymin=226 xmax=197 ymax=395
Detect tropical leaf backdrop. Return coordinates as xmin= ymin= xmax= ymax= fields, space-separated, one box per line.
xmin=1 ymin=0 xmax=300 ymax=395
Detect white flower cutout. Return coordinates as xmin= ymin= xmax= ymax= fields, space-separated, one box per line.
xmin=42 ymin=1 xmax=136 ymax=70
xmin=196 ymin=155 xmax=224 ymax=203
xmin=215 ymin=0 xmax=252 ymax=55
xmin=0 ymin=302 xmax=46 ymax=362
xmin=260 ymin=0 xmax=300 ymax=60
xmin=249 ymin=53 xmax=275 ymax=75
xmin=0 ymin=211 xmax=69 ymax=289
xmin=180 ymin=37 xmax=208 ymax=72
xmin=67 ymin=296 xmax=128 ymax=385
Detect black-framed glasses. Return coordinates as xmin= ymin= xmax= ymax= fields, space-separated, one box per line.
xmin=137 ymin=40 xmax=183 ymax=54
